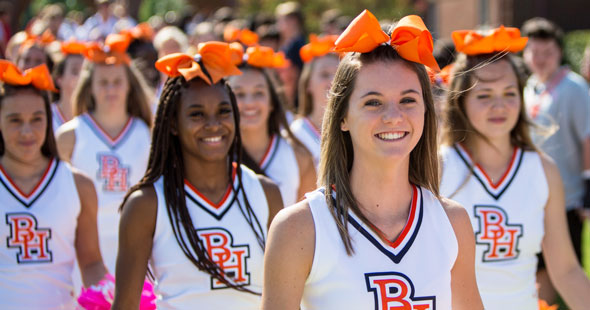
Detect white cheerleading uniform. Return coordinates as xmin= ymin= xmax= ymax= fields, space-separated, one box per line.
xmin=0 ymin=159 xmax=81 ymax=310
xmin=150 ymin=165 xmax=269 ymax=310
xmin=440 ymin=144 xmax=548 ymax=310
xmin=259 ymin=134 xmax=300 ymax=206
xmin=290 ymin=117 xmax=321 ymax=167
xmin=51 ymin=103 xmax=67 ymax=133
xmin=62 ymin=113 xmax=150 ymax=271
xmin=302 ymin=185 xmax=457 ymax=310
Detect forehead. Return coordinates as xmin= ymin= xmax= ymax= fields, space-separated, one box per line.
xmin=471 ymin=59 xmax=518 ymax=88
xmin=180 ymin=79 xmax=231 ymax=107
xmin=352 ymin=60 xmax=422 ymax=98
xmin=229 ymin=69 xmax=267 ymax=88
xmin=1 ymin=91 xmax=45 ymax=114
xmin=526 ymin=38 xmax=560 ymax=50
xmin=313 ymin=55 xmax=339 ymax=70
xmin=94 ymin=64 xmax=126 ymax=76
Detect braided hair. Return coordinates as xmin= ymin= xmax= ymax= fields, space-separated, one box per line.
xmin=121 ymin=67 xmax=266 ymax=294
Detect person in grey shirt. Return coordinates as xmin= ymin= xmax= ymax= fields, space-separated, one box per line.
xmin=522 ymin=17 xmax=590 ymax=305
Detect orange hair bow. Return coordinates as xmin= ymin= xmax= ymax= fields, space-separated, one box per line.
xmin=427 ymin=64 xmax=453 ymax=86
xmin=244 ymin=45 xmax=288 ymax=68
xmin=452 ymin=26 xmax=528 ymax=56
xmin=334 ymin=10 xmax=440 ymax=71
xmin=0 ymin=60 xmax=58 ymax=92
xmin=20 ymin=29 xmax=56 ymax=52
xmin=83 ymin=33 xmax=131 ymax=65
xmin=224 ymin=26 xmax=259 ymax=46
xmin=155 ymin=41 xmax=243 ymax=85
xmin=120 ymin=22 xmax=155 ymax=42
xmin=300 ymin=34 xmax=339 ymax=63
xmin=61 ymin=40 xmax=87 ymax=55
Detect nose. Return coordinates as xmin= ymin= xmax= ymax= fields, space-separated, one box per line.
xmin=204 ymin=115 xmax=222 ymax=131
xmin=382 ymin=102 xmax=403 ymax=125
xmin=19 ymin=121 xmax=34 ymax=136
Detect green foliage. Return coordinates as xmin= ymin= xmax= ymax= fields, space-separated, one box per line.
xmin=139 ymin=0 xmax=187 ymax=22
xmin=564 ymin=30 xmax=590 ymax=74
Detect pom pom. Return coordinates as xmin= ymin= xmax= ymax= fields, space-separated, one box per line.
xmin=77 ymin=274 xmax=156 ymax=310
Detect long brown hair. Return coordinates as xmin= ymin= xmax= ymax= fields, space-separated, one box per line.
xmin=0 ymin=85 xmax=58 ymax=158
xmin=120 ymin=71 xmax=265 ymax=294
xmin=297 ymin=53 xmax=339 ymax=116
xmin=441 ymin=52 xmax=536 ymax=151
xmin=318 ymin=45 xmax=439 ymax=255
xmin=72 ymin=60 xmax=153 ymax=127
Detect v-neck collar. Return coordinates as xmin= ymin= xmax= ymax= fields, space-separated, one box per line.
xmin=348 ymin=185 xmax=423 ymax=264
xmin=454 ymin=143 xmax=524 ymax=200
xmin=82 ymin=113 xmax=135 ymax=149
xmin=0 ymin=159 xmax=59 ymax=208
xmin=184 ymin=166 xmax=239 ymax=220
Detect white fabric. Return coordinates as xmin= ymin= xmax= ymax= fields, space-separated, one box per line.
xmin=260 ymin=135 xmax=300 ymax=206
xmin=440 ymin=144 xmax=548 ymax=310
xmin=301 ymin=186 xmax=457 ymax=310
xmin=0 ymin=159 xmax=81 ymax=309
xmin=51 ymin=103 xmax=67 ymax=134
xmin=64 ymin=113 xmax=150 ymax=271
xmin=290 ymin=117 xmax=321 ymax=168
xmin=150 ymin=165 xmax=269 ymax=309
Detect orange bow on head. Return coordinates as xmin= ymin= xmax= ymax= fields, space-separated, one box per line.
xmin=244 ymin=45 xmax=288 ymax=69
xmin=452 ymin=26 xmax=528 ymax=56
xmin=120 ymin=22 xmax=155 ymax=42
xmin=300 ymin=34 xmax=339 ymax=63
xmin=61 ymin=40 xmax=87 ymax=55
xmin=155 ymin=41 xmax=243 ymax=85
xmin=223 ymin=26 xmax=259 ymax=46
xmin=83 ymin=33 xmax=131 ymax=65
xmin=427 ymin=64 xmax=453 ymax=86
xmin=334 ymin=10 xmax=440 ymax=71
xmin=20 ymin=29 xmax=56 ymax=52
xmin=0 ymin=60 xmax=58 ymax=92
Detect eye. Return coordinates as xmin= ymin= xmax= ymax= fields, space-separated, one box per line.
xmin=254 ymin=91 xmax=265 ymax=98
xmin=234 ymin=92 xmax=245 ymax=99
xmin=219 ymin=107 xmax=232 ymax=116
xmin=476 ymin=94 xmax=491 ymax=100
xmin=9 ymin=118 xmax=21 ymax=124
xmin=189 ymin=111 xmax=204 ymax=118
xmin=32 ymin=117 xmax=44 ymax=122
xmin=505 ymin=91 xmax=517 ymax=97
xmin=364 ymin=99 xmax=381 ymax=107
xmin=400 ymin=97 xmax=417 ymax=104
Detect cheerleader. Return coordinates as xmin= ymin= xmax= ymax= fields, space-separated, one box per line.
xmin=0 ymin=61 xmax=106 ymax=309
xmin=262 ymin=11 xmax=483 ymax=310
xmin=290 ymin=34 xmax=339 ymax=166
xmin=111 ymin=42 xmax=283 ymax=309
xmin=227 ymin=45 xmax=316 ymax=206
xmin=55 ymin=33 xmax=153 ymax=272
xmin=50 ymin=41 xmax=85 ymax=132
xmin=439 ymin=26 xmax=590 ymax=309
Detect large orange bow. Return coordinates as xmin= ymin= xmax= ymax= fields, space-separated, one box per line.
xmin=244 ymin=45 xmax=288 ymax=68
xmin=427 ymin=64 xmax=453 ymax=86
xmin=300 ymin=34 xmax=339 ymax=63
xmin=83 ymin=33 xmax=131 ymax=65
xmin=224 ymin=26 xmax=259 ymax=46
xmin=0 ymin=60 xmax=58 ymax=92
xmin=61 ymin=40 xmax=87 ymax=55
xmin=452 ymin=26 xmax=528 ymax=56
xmin=155 ymin=41 xmax=243 ymax=85
xmin=20 ymin=29 xmax=56 ymax=52
xmin=120 ymin=22 xmax=155 ymax=42
xmin=334 ymin=10 xmax=440 ymax=71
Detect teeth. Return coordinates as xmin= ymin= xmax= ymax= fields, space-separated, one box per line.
xmin=203 ymin=136 xmax=222 ymax=143
xmin=377 ymin=132 xmax=406 ymax=140
xmin=243 ymin=110 xmax=258 ymax=116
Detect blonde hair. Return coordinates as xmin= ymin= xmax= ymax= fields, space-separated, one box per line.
xmin=297 ymin=53 xmax=339 ymax=116
xmin=319 ymin=45 xmax=439 ymax=254
xmin=72 ymin=60 xmax=153 ymax=127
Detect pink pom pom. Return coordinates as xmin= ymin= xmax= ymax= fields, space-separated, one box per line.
xmin=77 ymin=274 xmax=156 ymax=310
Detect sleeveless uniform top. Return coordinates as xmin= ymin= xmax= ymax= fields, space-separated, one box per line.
xmin=51 ymin=103 xmax=67 ymax=133
xmin=64 ymin=113 xmax=150 ymax=271
xmin=0 ymin=159 xmax=81 ymax=309
xmin=259 ymin=134 xmax=300 ymax=206
xmin=301 ymin=185 xmax=457 ymax=310
xmin=440 ymin=144 xmax=548 ymax=310
xmin=290 ymin=117 xmax=320 ymax=167
xmin=150 ymin=165 xmax=269 ymax=310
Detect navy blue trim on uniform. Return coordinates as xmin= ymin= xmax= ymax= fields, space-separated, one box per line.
xmin=260 ymin=137 xmax=281 ymax=172
xmin=82 ymin=115 xmax=137 ymax=150
xmin=0 ymin=160 xmax=60 ymax=208
xmin=453 ymin=145 xmax=524 ymax=200
xmin=346 ymin=187 xmax=424 ymax=264
xmin=185 ymin=189 xmax=238 ymax=221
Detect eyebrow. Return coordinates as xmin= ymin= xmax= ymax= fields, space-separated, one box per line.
xmin=476 ymin=84 xmax=518 ymax=92
xmin=360 ymin=89 xmax=420 ymax=98
xmin=401 ymin=89 xmax=420 ymax=95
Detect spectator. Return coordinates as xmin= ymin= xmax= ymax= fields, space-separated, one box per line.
xmin=522 ymin=17 xmax=590 ymax=305
xmin=76 ymin=0 xmax=119 ymax=41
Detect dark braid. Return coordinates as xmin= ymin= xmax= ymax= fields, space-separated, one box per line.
xmin=121 ymin=69 xmax=266 ymax=294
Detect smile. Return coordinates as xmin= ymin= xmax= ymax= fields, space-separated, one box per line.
xmin=201 ymin=136 xmax=223 ymax=143
xmin=375 ymin=132 xmax=408 ymax=141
